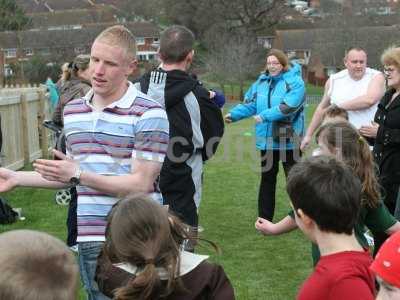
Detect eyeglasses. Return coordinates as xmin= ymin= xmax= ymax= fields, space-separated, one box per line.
xmin=266 ymin=62 xmax=281 ymax=66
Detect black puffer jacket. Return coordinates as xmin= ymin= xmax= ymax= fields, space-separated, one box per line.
xmin=373 ymin=88 xmax=400 ymax=184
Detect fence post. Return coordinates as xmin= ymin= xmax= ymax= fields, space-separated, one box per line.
xmin=37 ymin=90 xmax=49 ymax=158
xmin=19 ymin=92 xmax=30 ymax=165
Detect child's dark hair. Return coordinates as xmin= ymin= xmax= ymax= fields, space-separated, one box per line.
xmin=287 ymin=156 xmax=362 ymax=234
xmin=316 ymin=121 xmax=380 ymax=208
xmin=105 ymin=195 xmax=188 ymax=300
xmin=323 ymin=104 xmax=349 ymax=121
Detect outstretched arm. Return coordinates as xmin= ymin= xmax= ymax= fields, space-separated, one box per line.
xmin=300 ymin=80 xmax=331 ymax=151
xmin=34 ymin=150 xmax=162 ymax=198
xmin=338 ymin=72 xmax=385 ymax=111
xmin=255 ymin=215 xmax=298 ymax=236
xmin=0 ymin=167 xmax=68 ymax=193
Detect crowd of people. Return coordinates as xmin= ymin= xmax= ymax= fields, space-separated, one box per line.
xmin=0 ymin=22 xmax=400 ymax=300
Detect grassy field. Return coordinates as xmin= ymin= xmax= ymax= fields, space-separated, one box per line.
xmin=0 ymin=101 xmax=320 ymax=299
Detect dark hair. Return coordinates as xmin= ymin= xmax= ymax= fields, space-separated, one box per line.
xmin=107 ymin=194 xmax=186 ymax=300
xmin=159 ymin=25 xmax=195 ymax=64
xmin=287 ymin=156 xmax=361 ymax=234
xmin=323 ymin=104 xmax=349 ymax=121
xmin=316 ymin=121 xmax=380 ymax=208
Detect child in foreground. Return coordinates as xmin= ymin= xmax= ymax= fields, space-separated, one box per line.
xmin=288 ymin=156 xmax=375 ymax=300
xmin=370 ymin=231 xmax=400 ymax=300
xmin=256 ymin=122 xmax=400 ymax=265
xmin=0 ymin=229 xmax=78 ymax=300
xmin=95 ymin=194 xmax=235 ymax=300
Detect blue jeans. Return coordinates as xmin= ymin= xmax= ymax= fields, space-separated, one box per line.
xmin=78 ymin=241 xmax=110 ymax=300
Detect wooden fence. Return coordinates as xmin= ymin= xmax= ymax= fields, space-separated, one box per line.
xmin=0 ymin=86 xmax=52 ymax=170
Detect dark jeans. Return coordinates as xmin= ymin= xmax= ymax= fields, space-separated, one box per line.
xmin=66 ymin=187 xmax=77 ymax=247
xmin=258 ymin=149 xmax=299 ymax=221
xmin=373 ymin=182 xmax=400 ymax=256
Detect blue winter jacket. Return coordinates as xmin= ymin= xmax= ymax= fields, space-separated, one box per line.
xmin=229 ymin=63 xmax=305 ymax=150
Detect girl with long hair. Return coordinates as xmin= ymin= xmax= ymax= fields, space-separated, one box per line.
xmin=255 ymin=121 xmax=400 ymax=263
xmin=95 ymin=194 xmax=234 ymax=300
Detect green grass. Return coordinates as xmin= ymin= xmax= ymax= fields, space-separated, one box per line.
xmin=0 ymin=103 xmax=319 ymax=299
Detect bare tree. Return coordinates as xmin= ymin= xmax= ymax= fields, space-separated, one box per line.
xmin=202 ymin=25 xmax=264 ymax=100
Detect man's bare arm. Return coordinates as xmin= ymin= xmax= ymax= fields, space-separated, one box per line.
xmin=300 ymin=80 xmax=331 ymax=151
xmin=79 ymin=158 xmax=161 ymax=197
xmin=338 ymin=73 xmax=385 ymax=111
xmin=0 ymin=168 xmax=68 ymax=193
xmin=34 ymin=150 xmax=162 ymax=197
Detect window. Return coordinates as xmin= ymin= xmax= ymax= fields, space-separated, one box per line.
xmin=4 ymin=48 xmax=17 ymax=58
xmin=4 ymin=64 xmax=13 ymax=77
xmin=136 ymin=37 xmax=145 ymax=45
xmin=23 ymin=48 xmax=33 ymax=56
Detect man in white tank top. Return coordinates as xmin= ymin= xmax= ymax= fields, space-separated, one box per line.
xmin=301 ymin=47 xmax=385 ymax=150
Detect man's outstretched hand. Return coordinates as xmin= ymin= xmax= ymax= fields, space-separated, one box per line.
xmin=33 ymin=149 xmax=78 ymax=183
xmin=0 ymin=168 xmax=18 ymax=192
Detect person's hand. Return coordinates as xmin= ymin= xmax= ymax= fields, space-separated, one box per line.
xmin=359 ymin=121 xmax=379 ymax=138
xmin=300 ymin=135 xmax=312 ymax=152
xmin=209 ymin=90 xmax=216 ymax=99
xmin=33 ymin=149 xmax=79 ymax=183
xmin=254 ymin=115 xmax=262 ymax=123
xmin=224 ymin=113 xmax=232 ymax=123
xmin=0 ymin=168 xmax=18 ymax=192
xmin=255 ymin=217 xmax=276 ymax=235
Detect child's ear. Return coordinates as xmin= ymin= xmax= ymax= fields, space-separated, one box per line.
xmin=297 ymin=209 xmax=314 ymax=227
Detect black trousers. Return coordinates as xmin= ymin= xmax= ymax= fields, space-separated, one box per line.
xmin=258 ymin=149 xmax=299 ymax=221
xmin=373 ymin=181 xmax=400 ymax=256
xmin=66 ymin=187 xmax=78 ymax=247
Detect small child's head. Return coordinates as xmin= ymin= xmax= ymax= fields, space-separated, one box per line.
xmin=0 ymin=229 xmax=78 ymax=300
xmin=370 ymin=232 xmax=400 ymax=300
xmin=286 ymin=156 xmax=361 ymax=241
xmin=322 ymin=105 xmax=349 ymax=125
xmin=315 ymin=121 xmax=380 ymax=209
xmin=106 ymin=194 xmax=187 ymax=300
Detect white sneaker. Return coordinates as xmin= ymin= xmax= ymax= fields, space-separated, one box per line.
xmin=69 ymin=245 xmax=78 ymax=253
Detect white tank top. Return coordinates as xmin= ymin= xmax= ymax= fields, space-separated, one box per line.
xmin=328 ymin=68 xmax=380 ymax=129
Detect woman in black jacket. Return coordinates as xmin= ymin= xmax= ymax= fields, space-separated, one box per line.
xmin=360 ymin=46 xmax=400 ymax=254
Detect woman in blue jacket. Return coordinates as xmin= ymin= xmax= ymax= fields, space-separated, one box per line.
xmin=225 ymin=49 xmax=305 ymax=221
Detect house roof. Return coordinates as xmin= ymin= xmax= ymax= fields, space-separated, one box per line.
xmin=276 ymin=25 xmax=400 ymax=68
xmin=0 ymin=22 xmax=160 ymax=50
xmin=28 ymin=8 xmax=117 ymax=28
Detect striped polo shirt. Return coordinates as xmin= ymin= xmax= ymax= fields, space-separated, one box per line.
xmin=63 ymin=82 xmax=169 ymax=242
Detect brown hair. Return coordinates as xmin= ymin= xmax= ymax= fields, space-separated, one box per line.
xmin=0 ymin=230 xmax=78 ymax=300
xmin=323 ymin=104 xmax=349 ymax=121
xmin=62 ymin=54 xmax=91 ymax=81
xmin=266 ymin=49 xmax=289 ymax=71
xmin=381 ymin=46 xmax=400 ymax=69
xmin=316 ymin=122 xmax=380 ymax=208
xmin=95 ymin=25 xmax=136 ymax=59
xmin=108 ymin=194 xmax=186 ymax=300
